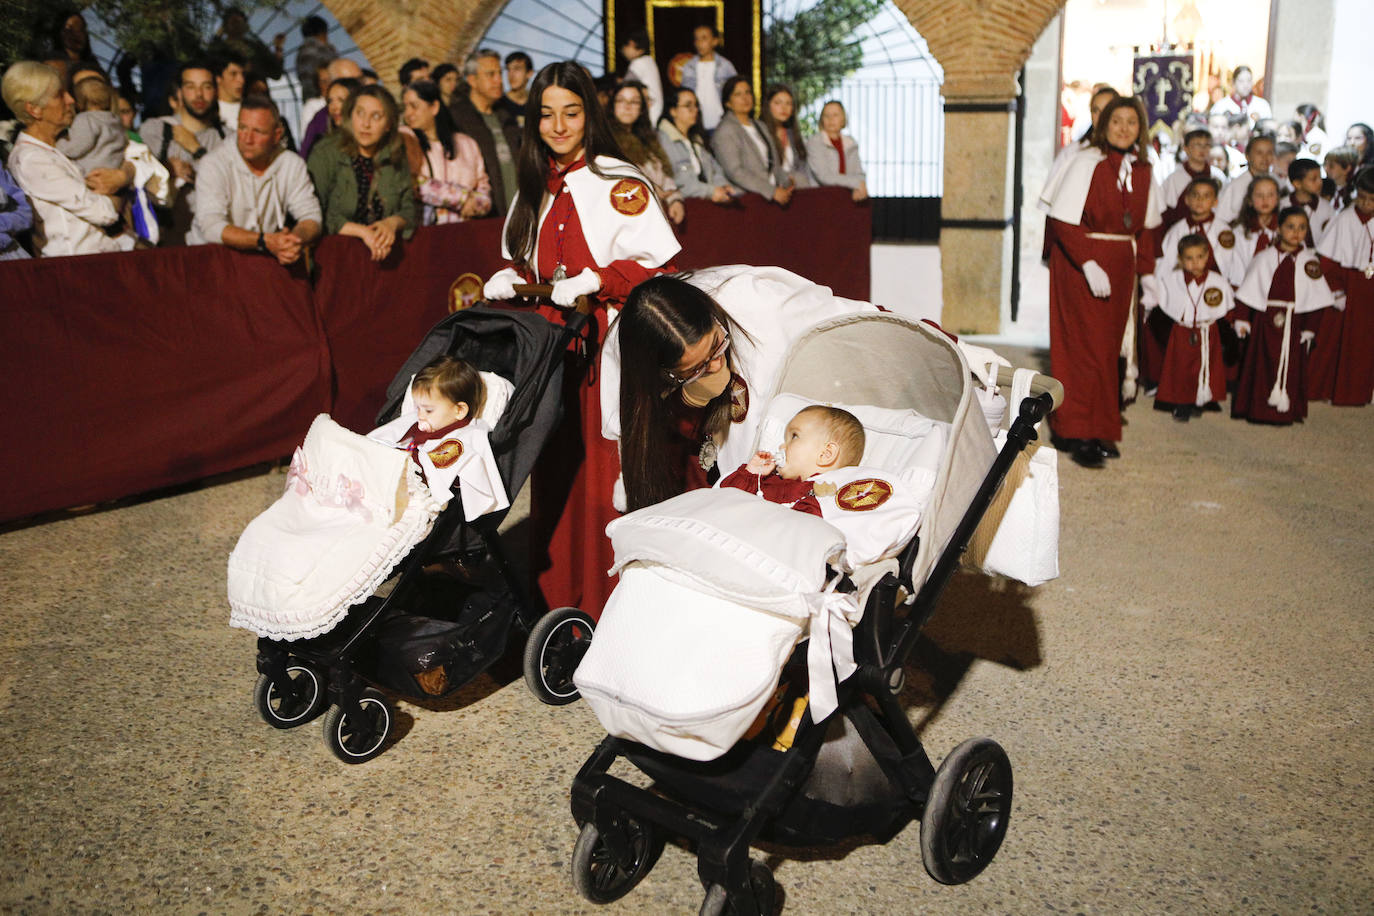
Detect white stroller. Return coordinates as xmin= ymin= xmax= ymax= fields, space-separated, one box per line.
xmin=563 ymin=311 xmax=1062 ymax=913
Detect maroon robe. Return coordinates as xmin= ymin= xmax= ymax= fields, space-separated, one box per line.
xmin=1231 ymin=252 xmax=1322 ymax=424
xmin=719 ymin=464 xmax=823 ymax=516
xmin=1048 ymin=152 xmax=1156 ymax=442
xmin=1155 ymin=275 xmax=1226 ymax=407
xmin=516 ymin=158 xmax=675 ymax=619
xmin=1330 ymin=211 xmax=1374 ymax=406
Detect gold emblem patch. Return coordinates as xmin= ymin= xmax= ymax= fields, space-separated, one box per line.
xmin=609 ymin=178 xmax=650 ymax=216
xmin=428 ymin=438 xmax=464 ymax=468
xmin=449 ymin=272 xmax=484 ymax=312
xmin=1203 ymin=287 xmax=1224 ymax=307
xmin=835 ymin=478 xmax=893 ymax=512
xmin=1217 ymin=230 xmax=1235 ymax=249
xmin=1273 ymin=311 xmax=1286 ymax=328
xmin=729 ymin=374 xmax=749 ymax=423
xmin=1304 ymin=260 xmax=1322 ymax=280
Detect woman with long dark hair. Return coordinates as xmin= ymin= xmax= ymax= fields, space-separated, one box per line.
xmin=760 ymin=83 xmax=813 ymax=189
xmin=401 ymin=79 xmax=491 ymax=224
xmin=482 ymin=60 xmax=679 ymax=618
xmin=608 ymin=80 xmax=685 ymax=223
xmin=603 ymin=267 xmax=879 ymax=512
xmin=1038 ymin=95 xmax=1160 ymax=468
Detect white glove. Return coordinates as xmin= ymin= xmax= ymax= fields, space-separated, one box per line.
xmin=1300 ymin=330 xmax=1316 ymax=347
xmin=552 ymin=267 xmax=601 ymax=306
xmin=956 ymin=341 xmax=1012 ymax=389
xmin=1139 ymin=273 xmax=1159 ymax=309
xmin=1333 ymin=291 xmax=1346 ymax=312
xmin=1082 ymin=260 xmax=1112 ymax=298
xmin=1233 ymin=319 xmax=1251 ymax=338
xmin=482 ymin=267 xmax=522 ymax=301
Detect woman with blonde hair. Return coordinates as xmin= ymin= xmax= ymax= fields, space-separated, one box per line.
xmin=2 ymin=61 xmax=131 ymax=257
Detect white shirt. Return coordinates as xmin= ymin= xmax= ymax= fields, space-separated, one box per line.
xmin=627 ymin=56 xmax=663 ymax=125
xmin=219 ymin=99 xmax=242 ymax=129
xmin=696 ymin=58 xmax=722 ymax=130
xmin=1216 ymin=169 xmax=1262 ymax=225
xmin=6 ymin=132 xmax=123 ymax=257
xmin=192 ymin=142 xmax=321 ymax=245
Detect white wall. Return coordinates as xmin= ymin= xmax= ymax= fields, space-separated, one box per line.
xmin=870 ymin=243 xmax=942 ymax=324
xmin=1324 ymin=0 xmax=1374 ymax=142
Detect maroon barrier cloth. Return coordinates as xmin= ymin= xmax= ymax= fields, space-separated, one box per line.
xmin=0 ymin=192 xmax=870 ymax=522
xmin=311 ymin=221 xmax=507 ymax=431
xmin=677 ymin=186 xmax=871 ymax=300
xmin=0 ymin=245 xmax=330 ymax=522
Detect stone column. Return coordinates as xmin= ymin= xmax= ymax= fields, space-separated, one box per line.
xmin=939 ymin=102 xmax=1017 ymax=334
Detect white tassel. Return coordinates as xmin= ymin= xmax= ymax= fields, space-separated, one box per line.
xmin=1266 ymin=304 xmax=1296 ymax=413
xmin=1196 ymin=324 xmax=1212 ymax=407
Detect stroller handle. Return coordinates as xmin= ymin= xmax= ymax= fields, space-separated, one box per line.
xmin=511 ymin=284 xmax=593 ymax=315
xmin=993 ymin=366 xmax=1064 ymax=412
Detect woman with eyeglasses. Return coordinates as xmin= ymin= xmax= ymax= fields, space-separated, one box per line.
xmin=482 ymin=61 xmax=679 ymax=618
xmin=657 ymin=86 xmax=738 ymax=203
xmin=605 ymin=269 xmax=879 ymax=513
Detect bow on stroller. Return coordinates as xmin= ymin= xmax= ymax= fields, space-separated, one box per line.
xmin=228 ymin=294 xmax=589 ymax=763
xmin=560 ymin=312 xmax=1062 ymax=912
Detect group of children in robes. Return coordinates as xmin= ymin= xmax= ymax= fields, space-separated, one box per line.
xmin=1141 ymin=127 xmax=1374 ymax=425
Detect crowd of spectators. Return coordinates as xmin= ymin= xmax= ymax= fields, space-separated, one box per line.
xmin=0 ymin=12 xmax=871 ymax=263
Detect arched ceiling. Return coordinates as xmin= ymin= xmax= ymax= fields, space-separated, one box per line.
xmin=321 ymin=0 xmax=1068 ymax=101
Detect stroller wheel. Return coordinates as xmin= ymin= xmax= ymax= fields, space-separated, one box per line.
xmin=253 ymin=664 xmax=325 ymax=728
xmin=523 ymin=607 xmax=595 ymax=705
xmin=699 ymin=861 xmax=775 ymax=916
xmin=920 ymin=737 xmax=1013 ymax=885
xmin=321 ymin=688 xmax=393 ymax=764
xmin=570 ymin=818 xmax=662 ymax=904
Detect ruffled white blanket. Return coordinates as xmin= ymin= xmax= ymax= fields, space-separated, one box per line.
xmin=227 ymin=380 xmax=511 ymax=641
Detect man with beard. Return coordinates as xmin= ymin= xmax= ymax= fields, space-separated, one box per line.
xmin=140 ymin=61 xmax=234 ymax=244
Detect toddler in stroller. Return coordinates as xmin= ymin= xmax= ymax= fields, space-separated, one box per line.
xmin=228 ymin=303 xmax=581 ymax=763
xmin=562 ymin=311 xmax=1062 ymax=913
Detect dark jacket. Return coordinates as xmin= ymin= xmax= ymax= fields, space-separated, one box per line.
xmin=306 ymin=132 xmax=419 ymax=237
xmin=449 ymin=92 xmax=522 ymax=216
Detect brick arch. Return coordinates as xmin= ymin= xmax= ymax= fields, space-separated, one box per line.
xmin=318 ymin=0 xmax=508 ymax=85
xmin=894 ymin=0 xmax=1066 ymax=100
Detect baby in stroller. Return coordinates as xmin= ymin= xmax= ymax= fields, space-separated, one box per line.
xmin=228 ymin=354 xmax=510 ymax=645
xmin=564 ymin=311 xmax=1062 ymax=913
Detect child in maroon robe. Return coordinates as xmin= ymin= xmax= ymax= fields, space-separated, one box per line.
xmin=1316 ymin=169 xmax=1374 ymax=405
xmin=719 ymin=405 xmax=865 ymax=514
xmin=1153 ymin=234 xmax=1234 ymax=420
xmin=1232 ymin=207 xmax=1337 ymax=424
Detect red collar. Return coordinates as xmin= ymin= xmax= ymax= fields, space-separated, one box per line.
xmin=1186 ymin=272 xmax=1207 ymax=286
xmin=546 ymin=155 xmax=586 ymax=193
xmin=1232 ymin=92 xmax=1253 ymax=106
xmin=1358 ymin=209 xmax=1374 ymax=225
xmin=1187 ymin=216 xmax=1212 ymax=231
xmin=403 ymin=415 xmax=472 ymax=447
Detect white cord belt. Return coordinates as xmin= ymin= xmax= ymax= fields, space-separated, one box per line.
xmin=1265 ymin=300 xmax=1298 ymax=413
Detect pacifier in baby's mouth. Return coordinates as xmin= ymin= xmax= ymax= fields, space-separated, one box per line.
xmin=773 ymin=445 xmax=787 ymax=472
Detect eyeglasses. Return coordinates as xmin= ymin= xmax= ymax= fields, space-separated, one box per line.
xmin=664 ymin=323 xmax=730 ymax=386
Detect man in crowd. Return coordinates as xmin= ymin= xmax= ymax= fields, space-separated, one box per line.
xmin=140 ymin=60 xmax=234 ymax=245
xmin=214 ymin=52 xmax=247 ymax=127
xmin=449 ymin=49 xmax=521 ymax=215
xmin=399 ymin=57 xmax=429 ymax=88
xmin=294 ymin=16 xmax=337 ymax=103
xmin=193 ymin=95 xmax=320 ymax=265
xmin=497 ymin=51 xmax=532 ymax=125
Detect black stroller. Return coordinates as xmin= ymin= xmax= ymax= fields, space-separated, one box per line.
xmin=237 ymin=288 xmax=597 ymax=763
xmin=560 ymin=314 xmax=1062 ymax=912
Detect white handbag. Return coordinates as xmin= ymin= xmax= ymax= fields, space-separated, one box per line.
xmin=966 ymin=368 xmax=1060 ymax=586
